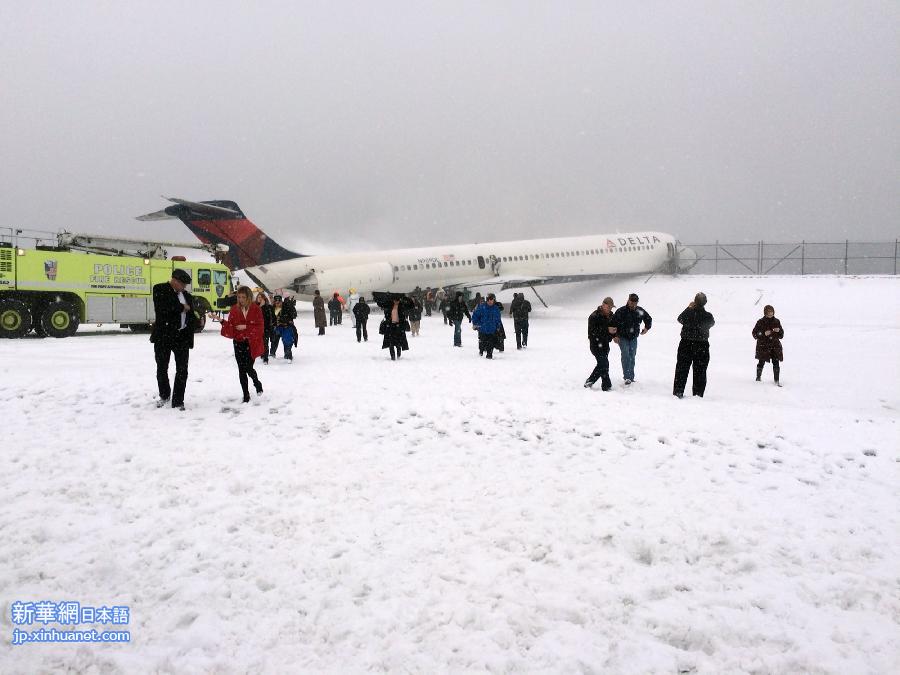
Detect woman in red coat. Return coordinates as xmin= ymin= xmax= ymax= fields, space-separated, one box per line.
xmin=222 ymin=286 xmax=265 ymax=402
xmin=752 ymin=304 xmax=784 ymax=386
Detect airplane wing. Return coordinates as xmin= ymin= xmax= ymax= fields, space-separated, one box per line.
xmin=462 ymin=274 xmax=549 ymax=289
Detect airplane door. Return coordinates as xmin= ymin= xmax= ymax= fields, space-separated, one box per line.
xmin=667 ymin=243 xmax=675 ymax=258
xmin=477 ymin=255 xmax=486 ymax=269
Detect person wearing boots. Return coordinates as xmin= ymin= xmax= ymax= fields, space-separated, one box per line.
xmin=313 ymin=290 xmax=327 ymax=335
xmin=752 ymin=305 xmax=784 ymax=386
xmin=376 ymin=294 xmax=411 ymax=360
xmin=471 ymin=293 xmax=503 ymax=359
xmin=673 ymin=292 xmax=716 ymax=398
xmin=353 ymin=295 xmax=371 ymax=342
xmin=221 ymin=286 xmax=265 ymax=402
xmin=584 ymin=297 xmax=617 ymax=390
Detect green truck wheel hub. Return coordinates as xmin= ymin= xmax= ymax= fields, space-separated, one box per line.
xmin=1 ymin=309 xmax=22 ymax=331
xmin=49 ymin=310 xmax=70 ymax=330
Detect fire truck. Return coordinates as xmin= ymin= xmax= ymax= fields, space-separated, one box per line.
xmin=0 ymin=229 xmax=233 ymax=339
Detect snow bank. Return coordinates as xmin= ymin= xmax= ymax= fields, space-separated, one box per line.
xmin=1 ymin=275 xmax=898 ymax=673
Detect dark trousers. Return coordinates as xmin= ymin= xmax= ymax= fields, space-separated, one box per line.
xmin=262 ymin=329 xmax=272 ymax=362
xmin=757 ymin=358 xmax=780 ymax=381
xmin=586 ymin=342 xmax=612 ymax=389
xmin=329 ymin=310 xmax=338 ymax=325
xmin=356 ymin=320 xmax=368 ymax=342
xmin=389 ymin=344 xmax=403 ymax=359
xmin=154 ymin=341 xmax=189 ymax=406
xmin=269 ymin=328 xmax=279 ymax=356
xmin=233 ymin=341 xmax=262 ymax=398
xmin=514 ymin=319 xmax=529 ymax=348
xmin=674 ymin=339 xmax=710 ymax=397
xmin=478 ymin=331 xmax=497 ymax=358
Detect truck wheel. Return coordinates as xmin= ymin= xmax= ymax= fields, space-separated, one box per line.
xmin=0 ymin=298 xmax=32 ymax=338
xmin=41 ymin=301 xmax=80 ymax=338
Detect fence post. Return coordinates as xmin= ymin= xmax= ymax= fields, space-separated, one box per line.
xmin=844 ymin=240 xmax=849 ymax=275
xmin=758 ymin=241 xmax=763 ymax=275
xmin=715 ymin=240 xmax=719 ymax=274
xmin=895 ymin=238 xmax=898 ymax=276
xmin=801 ymin=240 xmax=805 ymax=276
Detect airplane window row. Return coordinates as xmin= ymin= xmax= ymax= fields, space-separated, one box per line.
xmin=392 ymin=244 xmax=657 ymax=273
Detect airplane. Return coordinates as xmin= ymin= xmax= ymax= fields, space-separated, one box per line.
xmin=137 ymin=197 xmax=697 ymax=298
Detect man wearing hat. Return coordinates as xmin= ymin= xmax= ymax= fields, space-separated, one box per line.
xmin=613 ymin=292 xmax=653 ymax=385
xmin=150 ymin=269 xmax=197 ymax=410
xmin=584 ymin=297 xmax=618 ymax=390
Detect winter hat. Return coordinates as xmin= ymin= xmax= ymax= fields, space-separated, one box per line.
xmin=694 ymin=292 xmax=707 ymax=307
xmin=602 ymin=296 xmax=615 ymax=307
xmin=273 ymin=295 xmax=283 ymax=302
xmin=171 ymin=269 xmax=191 ymax=284
xmin=628 ymin=293 xmax=639 ymax=303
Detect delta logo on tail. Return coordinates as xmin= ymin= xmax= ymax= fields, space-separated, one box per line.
xmin=136 ymin=197 xmax=303 ymax=270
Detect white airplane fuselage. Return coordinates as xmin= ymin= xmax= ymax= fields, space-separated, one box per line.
xmin=245 ymin=231 xmax=684 ymax=297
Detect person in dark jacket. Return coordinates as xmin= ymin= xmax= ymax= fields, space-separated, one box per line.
xmin=673 ymin=292 xmax=716 ymax=398
xmin=752 ymin=305 xmax=784 ymax=386
xmin=446 ymin=291 xmax=472 ymax=347
xmin=584 ymin=296 xmax=617 ymax=390
xmin=408 ymin=296 xmax=423 ymax=336
xmin=613 ymin=292 xmax=652 ymax=384
xmin=276 ymin=296 xmax=298 ymax=361
xmin=256 ymin=292 xmax=276 ymax=364
xmin=353 ymin=296 xmax=371 ymax=342
xmin=471 ymin=293 xmax=503 ymax=359
xmin=509 ymin=292 xmax=533 ymax=350
xmin=313 ymin=290 xmax=327 ymax=335
xmin=151 ymin=269 xmax=197 ymax=410
xmin=376 ymin=293 xmax=411 ymax=360
xmin=328 ymin=293 xmax=342 ymax=326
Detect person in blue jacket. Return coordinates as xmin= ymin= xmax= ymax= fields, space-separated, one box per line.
xmin=471 ymin=293 xmax=503 ymax=359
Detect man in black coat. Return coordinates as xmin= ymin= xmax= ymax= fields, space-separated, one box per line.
xmin=509 ymin=292 xmax=533 ymax=350
xmin=151 ymin=269 xmax=197 ymax=410
xmin=584 ymin=297 xmax=617 ymax=391
xmin=613 ymin=292 xmax=652 ymax=385
xmin=673 ymin=292 xmax=716 ymax=398
xmin=353 ymin=296 xmax=371 ymax=342
xmin=445 ymin=291 xmax=472 ymax=347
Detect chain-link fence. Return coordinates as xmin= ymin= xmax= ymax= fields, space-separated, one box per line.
xmin=684 ymin=240 xmax=899 ymax=275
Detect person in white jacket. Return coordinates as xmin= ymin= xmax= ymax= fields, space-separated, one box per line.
xmin=347 ymin=288 xmax=360 ymax=328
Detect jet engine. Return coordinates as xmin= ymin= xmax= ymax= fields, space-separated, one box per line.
xmin=290 ymin=262 xmax=396 ymax=295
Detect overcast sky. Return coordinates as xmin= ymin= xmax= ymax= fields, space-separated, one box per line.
xmin=1 ymin=1 xmax=897 ymax=252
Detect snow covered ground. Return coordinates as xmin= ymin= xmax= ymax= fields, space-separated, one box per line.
xmin=1 ymin=275 xmax=898 ymax=673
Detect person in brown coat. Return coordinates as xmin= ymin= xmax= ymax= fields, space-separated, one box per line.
xmin=312 ymin=290 xmax=327 ymax=335
xmin=752 ymin=304 xmax=784 ymax=386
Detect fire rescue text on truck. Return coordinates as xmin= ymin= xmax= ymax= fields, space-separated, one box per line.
xmin=0 ymin=230 xmax=233 ymax=339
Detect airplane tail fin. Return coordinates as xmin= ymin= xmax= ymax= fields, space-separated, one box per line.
xmin=136 ymin=197 xmax=304 ymax=270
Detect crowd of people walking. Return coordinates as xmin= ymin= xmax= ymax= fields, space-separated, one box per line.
xmin=151 ymin=275 xmax=785 ymax=407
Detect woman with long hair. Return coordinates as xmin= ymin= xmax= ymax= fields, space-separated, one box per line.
xmin=256 ymin=292 xmax=275 ymax=365
xmin=221 ymin=286 xmax=265 ymax=402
